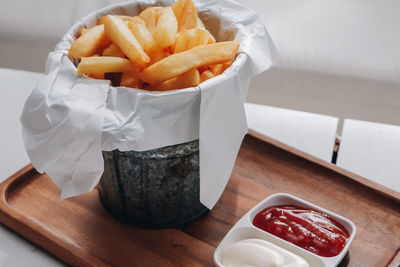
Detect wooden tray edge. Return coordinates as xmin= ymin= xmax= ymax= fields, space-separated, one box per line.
xmin=0 ymin=164 xmax=110 ymax=267
xmin=248 ymin=129 xmax=400 ymax=202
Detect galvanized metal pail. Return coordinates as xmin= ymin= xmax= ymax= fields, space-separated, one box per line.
xmin=99 ymin=140 xmax=208 ymax=228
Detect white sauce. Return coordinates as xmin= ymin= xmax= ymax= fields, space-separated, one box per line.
xmin=221 ymin=238 xmax=309 ymax=267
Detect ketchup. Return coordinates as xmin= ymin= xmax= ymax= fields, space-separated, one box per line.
xmin=253 ymin=205 xmax=349 ymax=257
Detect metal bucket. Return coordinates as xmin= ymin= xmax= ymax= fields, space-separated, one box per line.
xmin=98 ymin=140 xmax=208 ymax=228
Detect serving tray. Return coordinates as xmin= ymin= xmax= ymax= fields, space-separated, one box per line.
xmin=0 ymin=134 xmax=399 ymax=266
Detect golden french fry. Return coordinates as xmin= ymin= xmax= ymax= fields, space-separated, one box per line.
xmin=200 ymin=70 xmax=214 ymax=83
xmin=98 ymin=16 xmax=107 ymax=25
xmin=154 ymin=7 xmax=178 ymax=48
xmin=69 ymin=24 xmax=111 ymax=59
xmin=79 ymin=27 xmax=88 ymax=37
xmin=210 ymin=63 xmax=223 ymax=76
xmin=128 ymin=17 xmax=156 ymax=53
xmin=77 ymin=56 xmax=136 ymax=74
xmin=207 ymin=60 xmax=232 ymax=76
xmin=222 ymin=60 xmax=233 ymax=71
xmin=207 ymin=34 xmax=216 ymax=44
xmin=98 ymin=15 xmax=133 ymax=25
xmin=173 ymin=30 xmax=191 ymax=53
xmin=120 ymin=72 xmax=143 ymax=88
xmin=148 ymin=47 xmax=170 ymax=65
xmin=188 ymin=28 xmax=213 ymax=49
xmin=196 ymin=17 xmax=216 ymax=43
xmin=103 ymin=15 xmax=150 ymax=67
xmin=172 ymin=0 xmax=185 ymax=19
xmin=174 ymin=28 xmax=211 ymax=53
xmin=139 ymin=41 xmax=239 ymax=84
xmin=176 ymin=4 xmax=208 ymax=32
xmin=139 ymin=7 xmax=162 ymax=35
xmin=102 ymin=43 xmax=126 ymax=58
xmin=130 ymin=16 xmax=145 ymax=25
xmin=174 ymin=28 xmax=214 ymax=53
xmin=149 ymin=68 xmax=200 ymax=91
xmin=178 ymin=0 xmax=198 ymax=31
xmin=196 ymin=23 xmax=216 ymax=44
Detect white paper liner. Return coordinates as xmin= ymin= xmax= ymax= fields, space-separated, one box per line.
xmin=20 ymin=0 xmax=277 ymax=209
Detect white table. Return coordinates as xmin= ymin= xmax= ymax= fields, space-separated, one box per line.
xmin=246 ymin=103 xmax=400 ymax=195
xmin=337 ymin=119 xmax=400 ymax=192
xmin=245 ymin=103 xmax=339 ymax=162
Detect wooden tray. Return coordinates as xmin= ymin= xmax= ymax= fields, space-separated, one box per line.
xmin=0 ymin=135 xmax=399 ymax=267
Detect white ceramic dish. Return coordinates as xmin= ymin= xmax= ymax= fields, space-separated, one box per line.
xmin=214 ymin=193 xmax=356 ymax=267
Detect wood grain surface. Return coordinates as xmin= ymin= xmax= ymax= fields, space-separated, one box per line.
xmin=0 ymin=135 xmax=399 ymax=267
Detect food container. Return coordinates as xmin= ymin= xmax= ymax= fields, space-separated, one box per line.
xmin=20 ymin=0 xmax=276 ymax=230
xmin=214 ymin=193 xmax=356 ymax=267
xmin=99 ymin=140 xmax=208 ymax=228
xmin=69 ymin=1 xmax=252 ymax=228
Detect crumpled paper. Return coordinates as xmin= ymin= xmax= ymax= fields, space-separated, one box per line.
xmin=20 ymin=0 xmax=276 ymax=209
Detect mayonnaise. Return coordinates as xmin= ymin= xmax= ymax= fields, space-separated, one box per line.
xmin=221 ymin=238 xmax=309 ymax=267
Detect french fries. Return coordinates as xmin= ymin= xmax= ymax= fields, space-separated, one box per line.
xmin=139 ymin=41 xmax=239 ymax=84
xmin=174 ymin=28 xmax=214 ymax=53
xmin=120 ymin=72 xmax=143 ymax=88
xmin=127 ymin=17 xmax=156 ymax=53
xmin=69 ymin=24 xmax=111 ymax=58
xmin=79 ymin=27 xmax=89 ymax=37
xmin=172 ymin=0 xmax=185 ymax=19
xmin=77 ymin=57 xmax=136 ymax=74
xmin=200 ymin=70 xmax=214 ymax=83
xmin=103 ymin=15 xmax=150 ymax=66
xmin=154 ymin=7 xmax=178 ymax=48
xmin=210 ymin=64 xmax=222 ymax=76
xmin=102 ymin=43 xmax=125 ymax=57
xmin=175 ymin=0 xmax=198 ymax=31
xmin=148 ymin=47 xmax=170 ymax=65
xmin=210 ymin=60 xmax=233 ymax=75
xmin=173 ymin=30 xmax=191 ymax=53
xmin=70 ymin=0 xmax=239 ymax=90
xmin=148 ymin=68 xmax=200 ymax=91
xmin=139 ymin=7 xmax=161 ymax=35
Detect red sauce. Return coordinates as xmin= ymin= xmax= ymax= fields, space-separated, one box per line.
xmin=253 ymin=205 xmax=350 ymax=257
